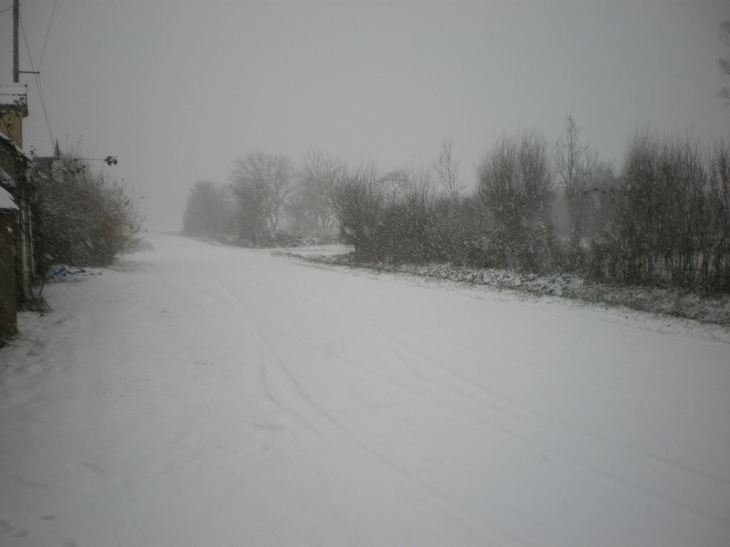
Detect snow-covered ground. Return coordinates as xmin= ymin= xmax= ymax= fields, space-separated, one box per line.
xmin=1 ymin=233 xmax=729 ymax=546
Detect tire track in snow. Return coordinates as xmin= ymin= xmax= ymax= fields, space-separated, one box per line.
xmin=279 ymin=253 xmax=730 ymax=396
xmin=222 ymin=303 xmax=730 ymax=532
xmin=202 ymin=261 xmax=545 ymax=546
xmin=246 ymin=260 xmax=728 ymax=406
xmin=177 ymin=260 xmax=329 ymax=445
xmin=171 ymin=244 xmax=730 ymax=537
xmin=239 ymin=263 xmax=730 ymax=492
xmin=222 ymin=255 xmax=730 ymax=531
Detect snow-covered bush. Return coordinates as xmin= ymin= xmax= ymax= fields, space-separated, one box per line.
xmin=33 ymin=154 xmax=143 ymax=270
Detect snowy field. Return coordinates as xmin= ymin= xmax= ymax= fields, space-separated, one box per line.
xmin=1 ymin=233 xmax=729 ymax=547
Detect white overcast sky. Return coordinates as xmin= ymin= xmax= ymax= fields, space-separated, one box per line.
xmin=1 ymin=0 xmax=729 ymax=231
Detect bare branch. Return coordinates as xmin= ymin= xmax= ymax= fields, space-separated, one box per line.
xmin=432 ymin=139 xmax=462 ymax=200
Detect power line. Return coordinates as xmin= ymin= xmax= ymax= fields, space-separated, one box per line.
xmin=19 ymin=12 xmax=35 ymax=74
xmin=38 ymin=0 xmax=58 ymax=71
xmin=0 ymin=5 xmax=12 ymax=15
xmin=34 ymin=73 xmax=53 ymax=145
xmin=18 ymin=11 xmax=54 ymax=147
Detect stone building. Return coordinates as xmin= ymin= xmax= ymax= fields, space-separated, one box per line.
xmin=0 ymin=186 xmax=18 ymax=340
xmin=0 ymin=83 xmax=35 ymax=330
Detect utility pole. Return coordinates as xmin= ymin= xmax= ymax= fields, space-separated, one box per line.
xmin=10 ymin=0 xmax=34 ymax=304
xmin=13 ymin=0 xmax=19 ymax=83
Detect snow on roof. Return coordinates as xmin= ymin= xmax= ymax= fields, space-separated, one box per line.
xmin=0 ymin=130 xmax=34 ymax=163
xmin=0 ymin=83 xmax=28 ymax=107
xmin=0 ymin=186 xmax=18 ymax=210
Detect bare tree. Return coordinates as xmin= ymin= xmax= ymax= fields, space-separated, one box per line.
xmin=554 ymin=114 xmax=598 ymax=248
xmin=332 ymin=159 xmax=439 ymax=263
xmin=615 ymin=130 xmax=721 ymax=288
xmin=375 ymin=160 xmax=437 ymax=263
xmin=554 ymin=114 xmax=598 ymax=195
xmin=707 ymin=140 xmax=730 ymax=290
xmin=477 ymin=131 xmax=555 ymax=272
xmin=230 ymin=152 xmax=294 ymax=245
xmin=289 ymin=149 xmax=346 ymax=232
xmin=332 ymin=160 xmax=383 ymax=258
xmin=720 ymin=21 xmax=730 ymax=103
xmin=432 ymin=139 xmax=462 ymax=200
xmin=379 ymin=168 xmax=409 ymax=202
xmin=182 ymin=180 xmax=231 ymax=238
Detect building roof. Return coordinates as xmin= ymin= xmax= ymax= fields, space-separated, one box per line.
xmin=0 ymin=185 xmax=18 ymax=211
xmin=0 ymin=130 xmax=34 ymax=162
xmin=0 ymin=84 xmax=28 ymax=105
xmin=0 ymin=131 xmax=34 ymax=190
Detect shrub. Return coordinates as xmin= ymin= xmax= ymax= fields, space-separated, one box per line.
xmin=33 ymin=154 xmax=143 ymax=271
xmin=332 ymin=162 xmax=384 ymax=260
xmin=592 ymin=132 xmax=730 ymax=293
xmin=476 ymin=132 xmax=556 ymax=273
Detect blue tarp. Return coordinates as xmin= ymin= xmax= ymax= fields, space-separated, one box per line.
xmin=47 ymin=265 xmax=102 ymax=280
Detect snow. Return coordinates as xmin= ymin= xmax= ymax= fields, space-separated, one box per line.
xmin=0 ymin=131 xmax=35 ymax=165
xmin=1 ymin=233 xmax=729 ymax=546
xmin=0 ymin=84 xmax=27 ymax=107
xmin=0 ymin=186 xmax=17 ymax=210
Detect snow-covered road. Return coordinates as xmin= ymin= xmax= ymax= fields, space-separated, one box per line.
xmin=1 ymin=233 xmax=729 ymax=546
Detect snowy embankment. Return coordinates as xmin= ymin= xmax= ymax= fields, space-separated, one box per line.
xmin=286 ymin=249 xmax=730 ymax=327
xmin=1 ymin=233 xmax=729 ymax=546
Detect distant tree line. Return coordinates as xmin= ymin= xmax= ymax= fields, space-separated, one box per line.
xmin=183 ymin=119 xmax=730 ymax=294
xmin=183 ymin=149 xmax=344 ymax=247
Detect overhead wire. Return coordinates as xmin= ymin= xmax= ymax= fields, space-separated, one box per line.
xmin=38 ymin=0 xmax=58 ymax=71
xmin=18 ymin=11 xmax=54 ymax=148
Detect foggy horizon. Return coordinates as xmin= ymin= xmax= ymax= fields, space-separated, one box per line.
xmin=1 ymin=0 xmax=729 ymax=231
xmin=3 ymin=3 xmax=730 ymax=543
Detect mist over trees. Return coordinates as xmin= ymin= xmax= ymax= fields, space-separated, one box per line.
xmin=720 ymin=20 xmax=730 ymax=104
xmin=229 ymin=152 xmax=295 ymax=246
xmin=179 ymin=20 xmax=730 ymax=295
xmin=183 ymin=149 xmax=341 ymax=247
xmin=182 ymin=115 xmax=730 ymax=294
xmin=182 ymin=180 xmax=231 ymax=239
xmin=288 ymin=149 xmax=346 ymax=234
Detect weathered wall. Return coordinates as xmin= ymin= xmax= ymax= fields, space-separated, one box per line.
xmin=0 ymin=110 xmax=23 ymax=148
xmin=0 ymin=211 xmax=18 ymax=341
